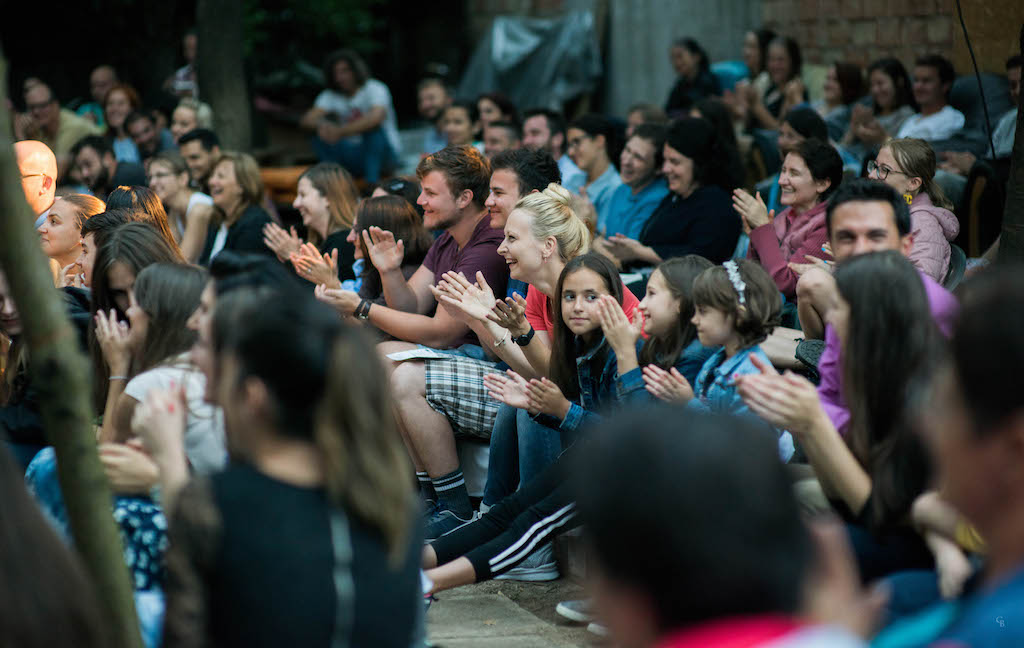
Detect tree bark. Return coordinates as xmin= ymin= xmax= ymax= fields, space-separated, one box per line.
xmin=998 ymin=25 xmax=1024 ymax=263
xmin=196 ymin=0 xmax=253 ymax=151
xmin=0 ymin=55 xmax=141 ymax=648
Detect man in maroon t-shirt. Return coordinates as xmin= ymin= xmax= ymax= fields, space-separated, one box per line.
xmin=355 ymin=145 xmax=507 ymax=346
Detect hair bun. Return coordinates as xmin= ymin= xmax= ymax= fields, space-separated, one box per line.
xmin=543 ymin=182 xmax=572 ymax=206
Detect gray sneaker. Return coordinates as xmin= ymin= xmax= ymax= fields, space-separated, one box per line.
xmin=494 ymin=542 xmax=559 ymax=582
xmin=555 ymin=598 xmax=593 ymax=623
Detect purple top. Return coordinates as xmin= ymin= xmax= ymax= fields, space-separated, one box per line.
xmin=817 ymin=270 xmax=958 ymax=434
xmin=422 ymin=215 xmax=508 ymax=348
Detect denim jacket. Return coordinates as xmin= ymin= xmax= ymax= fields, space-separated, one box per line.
xmin=555 ymin=335 xmax=623 ymax=434
xmin=557 ymin=337 xmax=718 ymax=435
xmin=688 ymin=344 xmax=795 ymax=461
xmin=616 ymin=338 xmax=717 ymax=402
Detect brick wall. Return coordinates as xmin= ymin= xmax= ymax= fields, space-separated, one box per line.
xmin=762 ymin=0 xmax=954 ymax=68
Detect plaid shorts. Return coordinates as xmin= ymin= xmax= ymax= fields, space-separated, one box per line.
xmin=424 ymin=355 xmax=503 ymax=440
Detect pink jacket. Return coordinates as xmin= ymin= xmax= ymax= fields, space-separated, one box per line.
xmin=908 ymin=193 xmax=959 ymax=281
xmin=747 ymin=201 xmax=829 ymax=299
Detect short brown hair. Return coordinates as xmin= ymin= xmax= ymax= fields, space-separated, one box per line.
xmin=416 ymin=145 xmax=491 ymax=210
xmin=693 ymin=259 xmax=781 ymax=347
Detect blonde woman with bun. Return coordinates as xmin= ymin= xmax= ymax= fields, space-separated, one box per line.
xmin=421 ymin=183 xmax=642 ymax=549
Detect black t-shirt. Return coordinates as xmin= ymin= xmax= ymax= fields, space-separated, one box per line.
xmin=635 ymin=185 xmax=741 ymax=265
xmin=165 ymin=462 xmax=422 ymax=648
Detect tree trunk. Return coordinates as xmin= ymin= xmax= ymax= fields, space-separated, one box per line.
xmin=196 ymin=0 xmax=253 ymax=151
xmin=998 ymin=25 xmax=1024 ymax=263
xmin=0 ymin=55 xmax=141 ymax=648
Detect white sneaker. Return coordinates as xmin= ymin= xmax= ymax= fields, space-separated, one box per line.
xmin=587 ymin=621 xmax=609 ymax=637
xmin=494 ymin=542 xmax=559 ymax=582
xmin=555 ymin=599 xmax=593 ymax=623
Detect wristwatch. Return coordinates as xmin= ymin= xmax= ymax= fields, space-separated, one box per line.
xmin=512 ymin=327 xmax=535 ymax=346
xmin=355 ymin=299 xmax=371 ymax=321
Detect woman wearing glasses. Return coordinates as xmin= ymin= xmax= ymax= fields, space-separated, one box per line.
xmin=148 ymin=151 xmax=215 ymax=263
xmin=868 ymin=138 xmax=958 ymax=281
xmin=733 ymin=138 xmax=844 ymax=299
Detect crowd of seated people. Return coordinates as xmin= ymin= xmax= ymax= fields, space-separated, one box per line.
xmin=3 ymin=21 xmax=1024 ymax=648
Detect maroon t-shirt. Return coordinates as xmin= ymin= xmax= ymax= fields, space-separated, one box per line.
xmin=422 ymin=215 xmax=509 ymax=348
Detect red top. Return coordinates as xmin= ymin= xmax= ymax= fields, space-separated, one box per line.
xmin=524 ymin=282 xmax=640 ymax=333
xmin=656 ymin=615 xmax=804 ymax=648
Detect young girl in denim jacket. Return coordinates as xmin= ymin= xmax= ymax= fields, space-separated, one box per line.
xmin=598 ymin=254 xmax=717 ymax=402
xmin=642 ymin=258 xmax=794 ymax=461
xmin=424 ymin=254 xmax=735 ymax=591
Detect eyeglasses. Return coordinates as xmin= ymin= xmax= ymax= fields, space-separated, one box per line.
xmin=867 ymin=160 xmax=909 ymax=181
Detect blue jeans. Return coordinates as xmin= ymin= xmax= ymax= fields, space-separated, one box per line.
xmin=481 ymin=404 xmax=563 ymax=508
xmin=312 ymin=126 xmax=396 ymax=183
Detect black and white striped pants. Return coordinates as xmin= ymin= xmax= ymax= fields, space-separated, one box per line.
xmin=429 ymin=451 xmax=577 ymax=580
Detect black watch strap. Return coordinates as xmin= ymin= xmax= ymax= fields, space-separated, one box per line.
xmin=512 ymin=327 xmax=535 ymax=346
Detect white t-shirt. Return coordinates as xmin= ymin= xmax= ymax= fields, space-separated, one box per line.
xmin=993 ymin=107 xmax=1018 ymax=158
xmin=313 ymin=79 xmax=401 ymax=155
xmin=124 ymin=357 xmax=227 ymax=474
xmin=181 ymin=192 xmax=214 ymax=237
xmin=896 ymin=105 xmax=966 ymax=141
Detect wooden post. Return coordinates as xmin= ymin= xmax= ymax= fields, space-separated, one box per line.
xmin=0 ymin=54 xmax=141 ymax=648
xmin=196 ymin=0 xmax=253 ymax=151
xmin=998 ymin=25 xmax=1024 ymax=263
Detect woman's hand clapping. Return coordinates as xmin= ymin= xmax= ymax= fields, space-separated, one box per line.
xmin=291 ymin=242 xmax=340 ymax=288
xmin=732 ymin=189 xmax=773 ymax=233
xmin=262 ymin=223 xmax=303 ymax=263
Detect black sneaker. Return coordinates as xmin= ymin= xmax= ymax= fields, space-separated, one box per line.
xmin=424 ymin=508 xmax=477 ymax=543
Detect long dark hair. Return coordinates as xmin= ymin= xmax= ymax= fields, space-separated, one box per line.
xmin=834 ymin=251 xmax=940 ymax=531
xmin=674 ymin=38 xmax=711 ymax=75
xmin=353 ymin=196 xmax=433 ymax=301
xmin=105 ymin=185 xmax=182 ymax=257
xmin=212 ymin=291 xmax=414 ymax=560
xmin=867 ymin=58 xmax=917 ymax=114
xmin=90 ymin=222 xmax=184 ymax=412
xmin=640 ymin=256 xmax=713 ymax=369
xmin=548 ymin=253 xmax=623 ymax=401
xmin=0 ymin=447 xmax=108 ymax=647
xmin=131 ymin=263 xmax=207 ymax=375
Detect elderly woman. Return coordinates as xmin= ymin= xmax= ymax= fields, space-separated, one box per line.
xmin=198 ymin=152 xmax=275 ymax=265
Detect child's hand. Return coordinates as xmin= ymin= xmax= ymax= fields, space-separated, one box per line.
xmin=526 ymin=377 xmax=571 ymax=419
xmin=596 ymin=295 xmax=641 ymax=353
xmin=642 ymin=365 xmax=694 ymax=403
xmin=483 ymin=370 xmax=537 ymax=414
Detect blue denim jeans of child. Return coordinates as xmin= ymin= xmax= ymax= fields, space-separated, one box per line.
xmin=481 ymin=403 xmax=563 ymax=508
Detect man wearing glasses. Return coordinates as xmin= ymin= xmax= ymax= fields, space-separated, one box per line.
xmin=14 ymin=140 xmax=58 ymax=229
xmin=14 ymin=81 xmax=100 ymax=179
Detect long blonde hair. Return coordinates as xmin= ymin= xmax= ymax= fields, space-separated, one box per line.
xmin=513 ymin=183 xmax=592 ymax=261
xmin=885 ymin=138 xmax=954 ymax=210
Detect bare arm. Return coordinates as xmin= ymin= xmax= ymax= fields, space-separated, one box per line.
xmin=367 ymin=300 xmax=471 ymax=348
xmin=334 ymin=106 xmax=386 ymax=137
xmin=299 ymin=106 xmax=330 ymax=131
xmin=180 ymin=203 xmax=213 ymax=264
